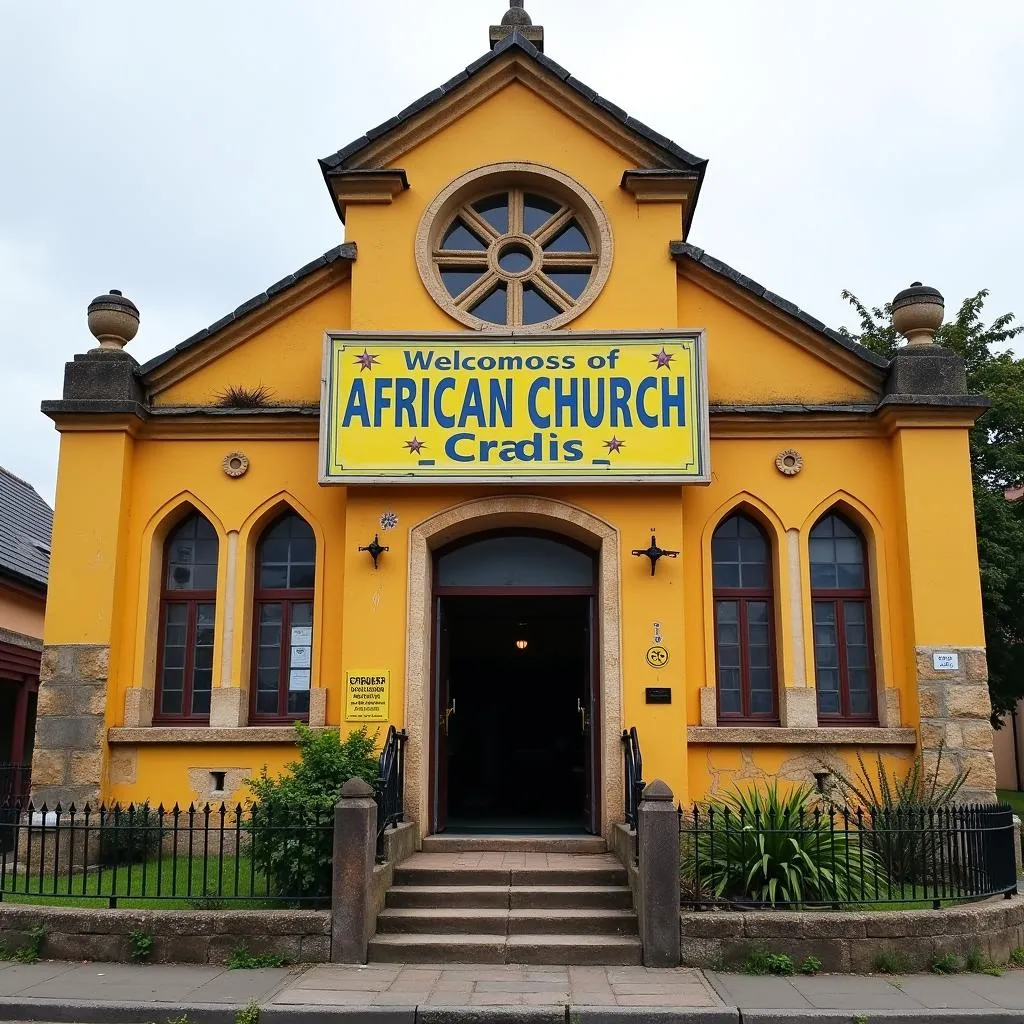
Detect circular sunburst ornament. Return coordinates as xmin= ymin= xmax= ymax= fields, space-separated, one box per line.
xmin=380 ymin=511 xmax=399 ymax=531
xmin=775 ymin=449 xmax=803 ymax=477
xmin=222 ymin=451 xmax=249 ymax=478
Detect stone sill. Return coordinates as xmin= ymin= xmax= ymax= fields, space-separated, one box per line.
xmin=687 ymin=727 xmax=917 ymax=746
xmin=108 ymin=727 xmax=334 ymax=745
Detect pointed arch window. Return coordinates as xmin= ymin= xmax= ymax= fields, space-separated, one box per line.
xmin=155 ymin=513 xmax=218 ymax=722
xmin=712 ymin=513 xmax=779 ymax=723
xmin=250 ymin=513 xmax=315 ymax=723
xmin=809 ymin=512 xmax=877 ymax=723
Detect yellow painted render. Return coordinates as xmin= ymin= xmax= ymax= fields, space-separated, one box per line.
xmin=344 ymin=79 xmax=680 ymax=332
xmin=156 ymin=281 xmax=351 ymax=407
xmin=0 ymin=583 xmax=44 ymax=640
xmin=678 ymin=278 xmax=877 ymax=404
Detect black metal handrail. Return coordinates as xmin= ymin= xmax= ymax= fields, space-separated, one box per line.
xmin=621 ymin=727 xmax=644 ymax=832
xmin=680 ymin=801 xmax=1018 ymax=910
xmin=375 ymin=726 xmax=408 ymax=859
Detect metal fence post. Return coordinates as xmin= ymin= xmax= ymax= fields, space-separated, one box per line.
xmin=331 ymin=778 xmax=378 ymax=963
xmin=637 ymin=778 xmax=681 ymax=967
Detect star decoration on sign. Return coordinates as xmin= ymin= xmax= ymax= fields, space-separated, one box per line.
xmin=404 ymin=437 xmax=426 ymax=455
xmin=604 ymin=437 xmax=626 ymax=455
xmin=651 ymin=347 xmax=674 ymax=369
xmin=354 ymin=349 xmax=379 ymax=372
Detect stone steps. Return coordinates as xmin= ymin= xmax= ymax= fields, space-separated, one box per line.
xmin=370 ymin=847 xmax=641 ymax=965
xmin=376 ymin=907 xmax=638 ymax=935
xmin=385 ymin=883 xmax=634 ymax=910
xmin=367 ymin=932 xmax=643 ymax=965
xmin=420 ymin=835 xmax=607 ymax=854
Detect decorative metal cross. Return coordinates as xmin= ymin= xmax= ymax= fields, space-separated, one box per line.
xmin=631 ymin=533 xmax=679 ymax=576
xmin=358 ymin=533 xmax=389 ymax=569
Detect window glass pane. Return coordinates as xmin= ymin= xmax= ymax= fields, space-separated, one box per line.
xmin=288 ymin=690 xmax=311 ymax=716
xmin=291 ymin=603 xmax=313 ymax=627
xmin=161 ymin=668 xmax=184 ymax=690
xmin=813 ymin=601 xmax=836 ymax=625
xmin=498 ymin=244 xmax=532 ymax=273
xmin=437 ymin=534 xmax=594 ymax=587
xmin=810 ymin=514 xmax=866 ymax=593
xmin=747 ymin=601 xmax=768 ymax=624
xmin=262 ymin=538 xmax=289 ymax=563
xmin=257 ymin=691 xmax=279 ymax=715
xmin=712 ymin=514 xmax=770 ymax=593
xmin=817 ymin=690 xmax=840 ymax=715
xmin=712 ymin=563 xmax=740 ymax=589
xmin=469 ymin=283 xmax=507 ymax=325
xmin=523 ymin=193 xmax=561 ymax=234
xmin=289 ymin=564 xmax=315 ymax=589
xmin=441 ymin=219 xmax=485 ymax=250
xmin=161 ymin=690 xmax=183 ymax=715
xmin=522 ymin=283 xmax=560 ymax=325
xmin=750 ymin=690 xmax=773 ymax=714
xmin=191 ymin=689 xmax=211 ymax=716
xmin=291 ymin=537 xmax=315 ymax=564
xmin=719 ymin=688 xmax=741 ymax=714
xmin=850 ymin=690 xmax=872 ymax=715
xmin=719 ymin=645 xmax=740 ymax=668
xmin=473 ymin=194 xmax=509 ymax=234
xmin=718 ymin=622 xmax=739 ymax=646
xmin=716 ymin=601 xmax=738 ymax=624
xmin=165 ymin=623 xmax=186 ymax=647
xmin=259 ymin=646 xmax=279 ymax=669
xmin=545 ymin=268 xmax=590 ymax=299
xmin=164 ymin=646 xmax=185 ymax=669
xmin=837 ymin=563 xmax=866 ymax=588
xmin=544 ymin=220 xmax=590 ymax=252
xmin=166 ymin=514 xmax=218 ymax=591
xmin=258 ymin=667 xmax=279 ymax=688
xmin=194 ymin=646 xmax=213 ymax=670
xmin=261 ymin=604 xmax=282 ymax=624
xmin=811 ymin=563 xmax=838 ymax=589
xmin=260 ymin=565 xmax=288 ymax=589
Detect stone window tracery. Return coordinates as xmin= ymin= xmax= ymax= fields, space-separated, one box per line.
xmin=416 ymin=163 xmax=612 ymax=332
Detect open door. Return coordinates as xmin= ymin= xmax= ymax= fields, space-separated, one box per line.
xmin=582 ymin=595 xmax=599 ymax=835
xmin=432 ymin=597 xmax=451 ymax=833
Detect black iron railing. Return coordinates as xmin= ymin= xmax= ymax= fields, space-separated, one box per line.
xmin=680 ymin=802 xmax=1018 ymax=910
xmin=0 ymin=800 xmax=333 ymax=908
xmin=621 ymin=727 xmax=644 ymax=863
xmin=375 ymin=726 xmax=408 ymax=859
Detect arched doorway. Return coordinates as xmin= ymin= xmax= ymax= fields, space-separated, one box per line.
xmin=430 ymin=530 xmax=600 ymax=834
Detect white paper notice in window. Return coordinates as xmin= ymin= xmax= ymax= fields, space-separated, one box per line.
xmin=291 ymin=646 xmax=311 ymax=669
xmin=291 ymin=626 xmax=312 ymax=646
xmin=289 ymin=669 xmax=311 ymax=691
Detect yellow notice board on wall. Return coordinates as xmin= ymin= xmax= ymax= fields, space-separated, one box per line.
xmin=320 ymin=331 xmax=709 ymax=483
xmin=345 ymin=671 xmax=390 ymax=722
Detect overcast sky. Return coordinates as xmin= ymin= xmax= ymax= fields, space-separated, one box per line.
xmin=2 ymin=1 xmax=1022 ymax=503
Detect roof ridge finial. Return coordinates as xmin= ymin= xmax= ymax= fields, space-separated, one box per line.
xmin=490 ymin=0 xmax=544 ymax=51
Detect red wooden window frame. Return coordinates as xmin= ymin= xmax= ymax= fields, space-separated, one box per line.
xmin=711 ymin=513 xmax=780 ymax=724
xmin=249 ymin=514 xmax=315 ymax=724
xmin=810 ymin=513 xmax=878 ymax=724
xmin=153 ymin=514 xmax=218 ymax=724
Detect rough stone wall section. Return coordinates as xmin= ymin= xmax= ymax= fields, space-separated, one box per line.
xmin=681 ymin=898 xmax=1024 ymax=973
xmin=916 ymin=645 xmax=996 ymax=803
xmin=30 ymin=644 xmax=109 ymax=808
xmin=0 ymin=907 xmax=330 ymax=964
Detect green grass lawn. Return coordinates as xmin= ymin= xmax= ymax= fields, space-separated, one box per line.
xmin=0 ymin=853 xmax=279 ymax=909
xmin=998 ymin=789 xmax=1024 ymax=818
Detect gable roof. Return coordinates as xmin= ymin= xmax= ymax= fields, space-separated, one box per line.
xmin=0 ymin=467 xmax=53 ymax=592
xmin=671 ymin=241 xmax=890 ymax=372
xmin=319 ymin=31 xmax=708 ymax=227
xmin=139 ymin=243 xmax=356 ymax=378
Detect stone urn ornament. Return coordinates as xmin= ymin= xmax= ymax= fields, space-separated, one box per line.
xmin=87 ymin=289 xmax=140 ymax=351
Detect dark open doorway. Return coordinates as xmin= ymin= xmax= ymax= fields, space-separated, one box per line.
xmin=431 ymin=531 xmax=599 ymax=835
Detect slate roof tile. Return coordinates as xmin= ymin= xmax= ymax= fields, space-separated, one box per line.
xmin=0 ymin=467 xmax=52 ymax=591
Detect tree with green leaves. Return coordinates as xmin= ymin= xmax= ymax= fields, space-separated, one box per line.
xmin=838 ymin=289 xmax=1024 ymax=721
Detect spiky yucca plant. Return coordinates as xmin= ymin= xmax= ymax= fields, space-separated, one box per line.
xmin=215 ymin=384 xmax=274 ymax=408
xmin=683 ymin=781 xmax=886 ymax=908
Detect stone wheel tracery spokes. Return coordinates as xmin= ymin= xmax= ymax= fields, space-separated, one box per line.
xmin=433 ymin=188 xmax=598 ymax=327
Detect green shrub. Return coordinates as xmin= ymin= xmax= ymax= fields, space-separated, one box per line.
xmin=246 ymin=725 xmax=379 ymax=903
xmin=932 ymin=952 xmax=960 ymax=975
xmin=683 ymin=781 xmax=887 ymax=908
xmin=799 ymin=955 xmax=823 ymax=976
xmin=12 ymin=925 xmax=45 ymax=965
xmin=129 ymin=928 xmax=154 ymax=963
xmin=236 ymin=1000 xmax=261 ymax=1024
xmin=227 ymin=945 xmax=288 ymax=970
xmin=828 ymin=747 xmax=969 ymax=886
xmin=873 ymin=945 xmax=908 ymax=975
xmin=741 ymin=949 xmax=794 ymax=976
xmin=99 ymin=801 xmax=167 ymax=866
xmin=1009 ymin=947 xmax=1024 ymax=967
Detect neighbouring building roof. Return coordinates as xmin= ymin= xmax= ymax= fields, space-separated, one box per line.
xmin=0 ymin=467 xmax=53 ymax=592
xmin=1006 ymin=485 xmax=1024 ymax=502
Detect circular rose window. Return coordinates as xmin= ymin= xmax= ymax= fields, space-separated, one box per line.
xmin=416 ymin=163 xmax=612 ymax=331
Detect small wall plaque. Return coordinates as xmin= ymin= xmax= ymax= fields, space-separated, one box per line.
xmin=932 ymin=651 xmax=960 ymax=672
xmin=645 ymin=687 xmax=672 ymax=705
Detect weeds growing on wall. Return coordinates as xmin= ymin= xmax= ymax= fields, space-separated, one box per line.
xmin=215 ymin=385 xmax=275 ymax=408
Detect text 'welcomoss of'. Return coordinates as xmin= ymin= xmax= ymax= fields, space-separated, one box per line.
xmin=319 ymin=332 xmax=710 ymax=483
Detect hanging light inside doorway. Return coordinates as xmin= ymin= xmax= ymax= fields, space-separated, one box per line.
xmin=515 ymin=621 xmax=528 ymax=650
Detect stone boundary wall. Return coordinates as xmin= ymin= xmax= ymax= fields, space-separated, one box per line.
xmin=0 ymin=906 xmax=330 ymax=964
xmin=681 ymin=898 xmax=1024 ymax=972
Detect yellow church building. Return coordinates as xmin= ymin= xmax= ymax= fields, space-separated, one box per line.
xmin=32 ymin=3 xmax=995 ymax=837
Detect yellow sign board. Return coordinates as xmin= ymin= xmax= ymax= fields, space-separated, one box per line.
xmin=344 ymin=671 xmax=390 ymax=722
xmin=320 ymin=332 xmax=709 ymax=483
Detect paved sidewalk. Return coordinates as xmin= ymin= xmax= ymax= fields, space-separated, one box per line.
xmin=8 ymin=960 xmax=1024 ymax=1021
